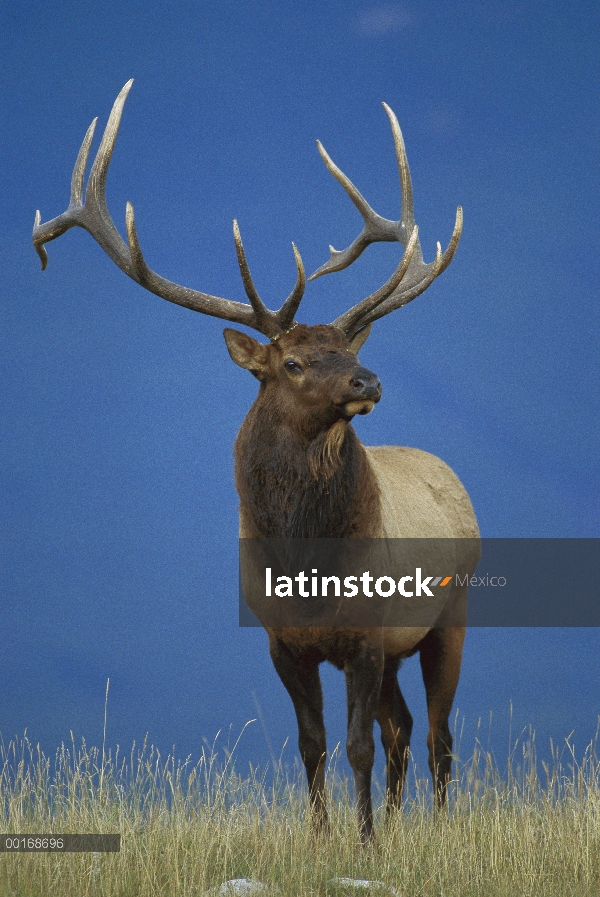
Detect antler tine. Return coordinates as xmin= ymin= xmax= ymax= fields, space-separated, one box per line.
xmin=33 ymin=115 xmax=98 ymax=271
xmin=278 ymin=243 xmax=306 ymax=330
xmin=354 ymin=239 xmax=446 ymax=329
xmin=333 ymin=224 xmax=418 ymax=337
xmin=83 ymin=80 xmax=136 ymax=271
xmin=71 ymin=118 xmax=98 ymax=209
xmin=308 ymin=139 xmax=401 ymax=281
xmin=33 ymin=81 xmax=308 ymax=339
xmin=233 ymin=219 xmax=270 ymax=321
xmin=232 ymin=221 xmax=306 ymax=339
xmin=383 ymin=102 xmax=414 ymax=240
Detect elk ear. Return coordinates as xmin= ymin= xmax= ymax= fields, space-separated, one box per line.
xmin=223 ymin=328 xmax=270 ymax=378
xmin=348 ymin=323 xmax=373 ymax=354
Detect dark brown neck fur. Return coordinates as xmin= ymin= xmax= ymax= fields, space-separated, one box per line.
xmin=235 ymin=392 xmax=381 ymax=538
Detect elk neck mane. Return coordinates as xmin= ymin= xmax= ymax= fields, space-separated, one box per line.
xmin=234 ymin=397 xmax=381 ymax=539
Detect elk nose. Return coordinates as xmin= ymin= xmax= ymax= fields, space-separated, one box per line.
xmin=350 ymin=368 xmax=382 ymax=400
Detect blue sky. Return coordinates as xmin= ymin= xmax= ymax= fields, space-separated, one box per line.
xmin=1 ymin=0 xmax=599 ymax=778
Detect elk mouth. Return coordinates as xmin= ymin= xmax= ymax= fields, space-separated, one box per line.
xmin=336 ymin=398 xmax=378 ymax=418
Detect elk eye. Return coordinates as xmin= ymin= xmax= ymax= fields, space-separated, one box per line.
xmin=284 ymin=360 xmax=302 ymax=373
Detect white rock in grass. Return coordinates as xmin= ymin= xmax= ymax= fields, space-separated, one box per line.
xmin=329 ymin=878 xmax=400 ymax=895
xmin=206 ymin=880 xmax=273 ymax=897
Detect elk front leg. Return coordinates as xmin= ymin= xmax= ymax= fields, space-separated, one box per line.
xmin=376 ymin=656 xmax=413 ymax=812
xmin=344 ymin=641 xmax=384 ymax=843
xmin=268 ymin=637 xmax=328 ymax=830
xmin=419 ymin=625 xmax=466 ymax=807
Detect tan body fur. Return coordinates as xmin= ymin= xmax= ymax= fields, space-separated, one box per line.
xmin=241 ymin=443 xmax=480 ymax=658
xmin=368 ymin=445 xmax=479 ymax=655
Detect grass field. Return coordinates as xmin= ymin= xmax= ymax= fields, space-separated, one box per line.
xmin=0 ymin=717 xmax=599 ymax=897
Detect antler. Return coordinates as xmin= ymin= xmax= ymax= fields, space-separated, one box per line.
xmin=310 ymin=104 xmax=462 ymax=337
xmin=33 ymin=80 xmax=305 ymax=340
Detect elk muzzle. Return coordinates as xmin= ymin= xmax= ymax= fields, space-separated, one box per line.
xmin=341 ymin=367 xmax=382 ymax=417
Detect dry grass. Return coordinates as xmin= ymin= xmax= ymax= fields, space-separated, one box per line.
xmin=0 ymin=717 xmax=599 ymax=897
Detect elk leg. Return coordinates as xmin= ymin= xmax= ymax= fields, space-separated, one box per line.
xmin=268 ymin=637 xmax=328 ymax=829
xmin=376 ymin=656 xmax=413 ymax=812
xmin=344 ymin=642 xmax=384 ymax=842
xmin=419 ymin=626 xmax=466 ymax=807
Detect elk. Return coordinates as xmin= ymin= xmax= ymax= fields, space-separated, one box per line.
xmin=33 ymin=81 xmax=480 ymax=842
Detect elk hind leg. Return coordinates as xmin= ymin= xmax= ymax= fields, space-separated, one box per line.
xmin=376 ymin=656 xmax=413 ymax=812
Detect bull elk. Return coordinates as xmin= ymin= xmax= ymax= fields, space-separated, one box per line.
xmin=33 ymin=81 xmax=480 ymax=842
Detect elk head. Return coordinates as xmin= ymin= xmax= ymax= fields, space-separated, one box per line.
xmin=225 ymin=323 xmax=380 ymax=419
xmin=33 ymin=80 xmax=462 ymax=413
